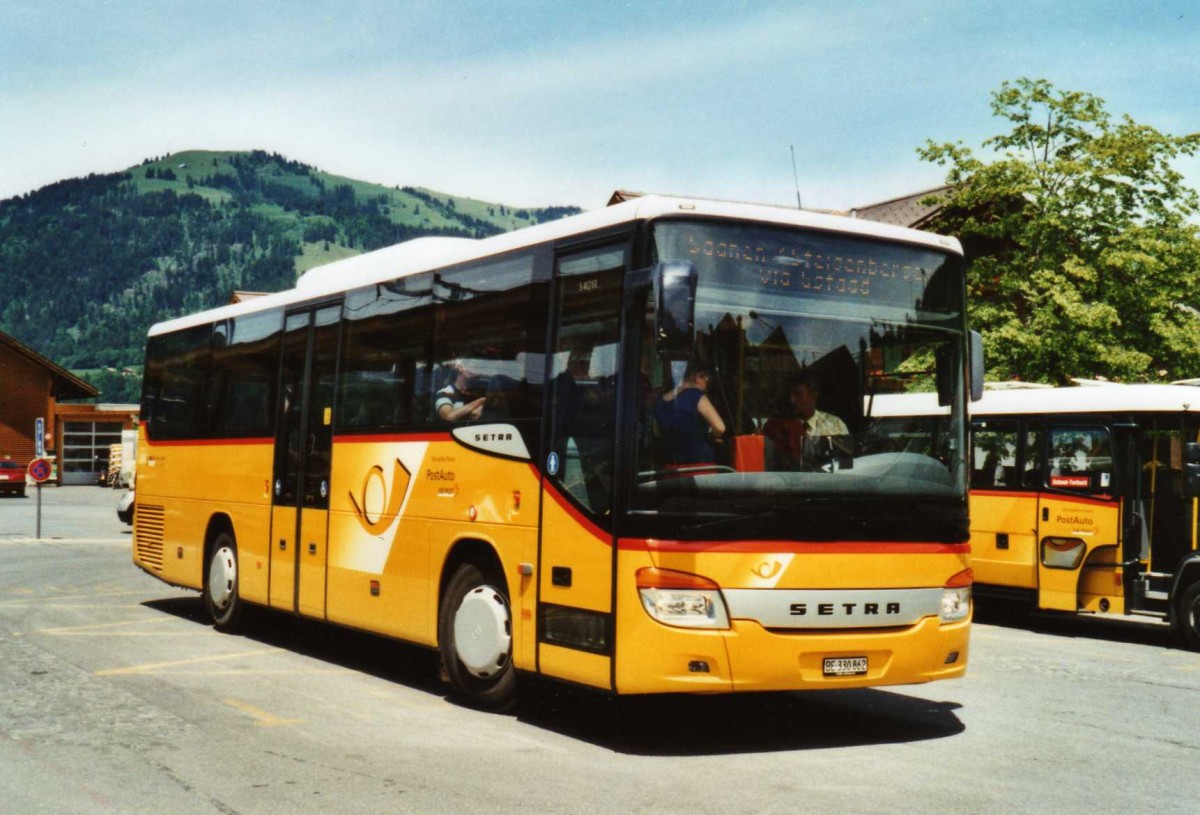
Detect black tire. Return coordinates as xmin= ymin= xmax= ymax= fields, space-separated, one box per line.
xmin=438 ymin=561 xmax=516 ymax=711
xmin=1177 ymin=581 xmax=1200 ymax=651
xmin=204 ymin=532 xmax=244 ymax=632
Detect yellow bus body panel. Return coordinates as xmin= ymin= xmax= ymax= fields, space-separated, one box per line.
xmin=613 ymin=545 xmax=970 ymax=694
xmin=1079 ymin=545 xmax=1124 ymax=613
xmin=967 ymin=491 xmax=1038 ymax=589
xmin=132 ymin=436 xmax=273 ymax=604
xmin=967 ymin=489 xmax=1124 ymax=612
xmin=325 ymin=437 xmax=539 ymax=664
xmin=538 ymin=498 xmax=613 ymax=615
xmin=1036 ymin=493 xmax=1122 ymax=611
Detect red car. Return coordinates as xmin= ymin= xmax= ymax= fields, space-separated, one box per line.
xmin=0 ymin=460 xmax=27 ymax=497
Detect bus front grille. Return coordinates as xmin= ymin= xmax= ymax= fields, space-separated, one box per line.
xmin=135 ymin=504 xmax=166 ymax=571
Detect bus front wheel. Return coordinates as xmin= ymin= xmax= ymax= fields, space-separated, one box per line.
xmin=205 ymin=532 xmax=244 ymax=632
xmin=438 ymin=561 xmax=516 ymax=711
xmin=1178 ymin=582 xmax=1200 ymax=651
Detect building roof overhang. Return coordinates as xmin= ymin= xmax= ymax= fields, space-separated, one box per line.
xmin=0 ymin=331 xmax=97 ymax=401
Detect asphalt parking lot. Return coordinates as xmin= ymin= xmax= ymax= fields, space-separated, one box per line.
xmin=0 ymin=484 xmax=131 ymax=542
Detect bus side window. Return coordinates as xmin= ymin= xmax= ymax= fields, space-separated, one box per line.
xmin=548 ymin=245 xmax=625 ymax=517
xmin=431 ymin=251 xmax=543 ymax=423
xmin=337 ymin=274 xmax=433 ymax=431
xmin=1048 ymin=427 xmax=1113 ymax=492
xmin=972 ymin=421 xmax=1019 ymax=488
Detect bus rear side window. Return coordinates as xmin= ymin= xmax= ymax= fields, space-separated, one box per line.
xmin=143 ymin=325 xmax=211 ymax=440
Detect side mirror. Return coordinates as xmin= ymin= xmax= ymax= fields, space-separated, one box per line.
xmin=970 ymin=330 xmax=985 ymax=402
xmin=654 ymin=261 xmax=697 ymax=358
xmin=1184 ymin=443 xmax=1200 ymax=497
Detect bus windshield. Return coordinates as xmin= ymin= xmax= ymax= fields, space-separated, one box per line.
xmin=631 ymin=219 xmax=968 ymax=542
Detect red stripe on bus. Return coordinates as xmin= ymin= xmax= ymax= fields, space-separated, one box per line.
xmin=971 ymin=488 xmax=1116 ymax=507
xmin=540 ymin=479 xmax=611 ymax=542
xmin=617 ymin=539 xmax=971 ymax=555
xmin=333 ymin=432 xmax=452 ymax=444
xmin=144 ymin=436 xmax=273 ymax=447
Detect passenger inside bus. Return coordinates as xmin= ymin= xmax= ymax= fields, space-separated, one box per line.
xmin=762 ymin=370 xmax=849 ymax=470
xmin=653 ymin=359 xmax=726 ymax=469
xmin=435 ymin=361 xmax=487 ymax=422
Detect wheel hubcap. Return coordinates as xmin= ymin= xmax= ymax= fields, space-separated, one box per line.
xmin=453 ymin=585 xmax=512 ymax=678
xmin=208 ymin=546 xmax=237 ymax=610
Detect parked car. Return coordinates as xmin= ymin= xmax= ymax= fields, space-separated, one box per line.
xmin=0 ymin=459 xmax=27 ymax=497
xmin=117 ymin=489 xmax=135 ymax=525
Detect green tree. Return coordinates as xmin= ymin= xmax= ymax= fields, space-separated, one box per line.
xmin=919 ymin=78 xmax=1200 ymax=383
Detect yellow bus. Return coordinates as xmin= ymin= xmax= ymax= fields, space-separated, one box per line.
xmin=132 ymin=194 xmax=980 ymax=709
xmin=956 ymin=383 xmax=1200 ymax=647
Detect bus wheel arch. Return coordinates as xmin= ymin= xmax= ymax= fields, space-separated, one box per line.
xmin=1176 ymin=579 xmax=1200 ymax=651
xmin=203 ymin=514 xmax=244 ymax=632
xmin=437 ymin=541 xmax=516 ymax=711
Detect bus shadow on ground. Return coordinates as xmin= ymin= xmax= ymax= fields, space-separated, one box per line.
xmin=514 ymin=683 xmax=964 ymax=756
xmin=142 ymin=596 xmax=446 ymax=695
xmin=144 ymin=595 xmax=965 ymax=755
xmin=973 ymin=602 xmax=1180 ymax=649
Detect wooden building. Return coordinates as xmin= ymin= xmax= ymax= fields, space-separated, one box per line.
xmin=0 ymin=330 xmax=138 ymax=485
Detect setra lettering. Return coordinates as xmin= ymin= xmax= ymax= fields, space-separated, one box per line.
xmin=473 ymin=432 xmax=513 ymax=443
xmin=788 ymin=600 xmax=901 ymax=616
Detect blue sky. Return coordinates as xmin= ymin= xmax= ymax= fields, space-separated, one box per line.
xmin=2 ymin=1 xmax=1198 ymax=211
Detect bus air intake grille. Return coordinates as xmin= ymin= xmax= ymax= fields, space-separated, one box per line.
xmin=135 ymin=504 xmax=166 ymax=571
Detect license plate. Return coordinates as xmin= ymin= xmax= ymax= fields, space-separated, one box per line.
xmin=823 ymin=656 xmax=868 ymax=677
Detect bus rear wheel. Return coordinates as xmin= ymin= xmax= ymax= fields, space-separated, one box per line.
xmin=205 ymin=532 xmax=244 ymax=632
xmin=1178 ymin=582 xmax=1200 ymax=651
xmin=438 ymin=561 xmax=516 ymax=711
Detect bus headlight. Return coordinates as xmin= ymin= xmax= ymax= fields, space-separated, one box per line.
xmin=940 ymin=568 xmax=973 ymax=623
xmin=636 ymin=567 xmax=730 ymax=629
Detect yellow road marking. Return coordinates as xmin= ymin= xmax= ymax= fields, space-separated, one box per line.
xmin=157 ymin=669 xmax=350 ymax=676
xmin=18 ymin=604 xmax=146 ymax=610
xmin=0 ymin=589 xmax=143 ymax=606
xmin=224 ymin=698 xmax=303 ymax=727
xmin=46 ymin=631 xmax=211 ymax=637
xmin=96 ymin=647 xmax=282 ymax=676
xmin=39 ymin=618 xmax=174 ymax=634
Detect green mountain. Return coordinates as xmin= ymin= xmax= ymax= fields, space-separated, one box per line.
xmin=0 ymin=150 xmax=582 ymax=401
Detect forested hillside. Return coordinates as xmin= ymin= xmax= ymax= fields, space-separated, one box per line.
xmin=0 ymin=150 xmax=581 ymax=401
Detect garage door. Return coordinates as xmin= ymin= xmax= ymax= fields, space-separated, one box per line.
xmin=61 ymin=421 xmax=124 ymax=485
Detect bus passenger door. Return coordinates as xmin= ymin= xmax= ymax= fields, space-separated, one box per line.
xmin=270 ymin=304 xmax=341 ymax=618
xmin=538 ymin=242 xmax=626 ymax=689
xmin=969 ymin=419 xmax=1039 ymax=590
xmin=1036 ymin=425 xmax=1120 ymax=611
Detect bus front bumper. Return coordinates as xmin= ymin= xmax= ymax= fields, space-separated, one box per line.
xmin=614 ymin=614 xmax=969 ymax=695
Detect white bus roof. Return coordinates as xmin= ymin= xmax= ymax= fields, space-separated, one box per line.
xmin=970 ymin=383 xmax=1200 ymax=416
xmin=869 ymin=382 xmax=1200 ymax=419
xmin=148 ymin=193 xmax=964 ymax=337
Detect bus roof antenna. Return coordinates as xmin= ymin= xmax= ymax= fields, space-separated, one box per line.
xmin=790 ymin=145 xmax=802 ymax=210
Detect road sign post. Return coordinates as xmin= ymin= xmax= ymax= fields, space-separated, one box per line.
xmin=28 ymin=458 xmax=52 ymax=539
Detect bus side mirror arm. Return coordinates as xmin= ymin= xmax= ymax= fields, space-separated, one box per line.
xmin=653 ymin=261 xmax=698 ymax=359
xmin=1184 ymin=443 xmax=1200 ymax=497
xmin=970 ymin=330 xmax=985 ymax=402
